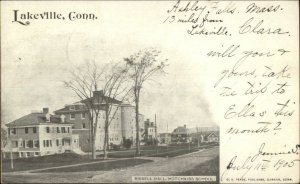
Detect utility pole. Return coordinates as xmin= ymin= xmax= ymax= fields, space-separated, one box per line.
xmin=10 ymin=140 xmax=14 ymax=169
xmin=154 ymin=114 xmax=157 ymax=140
xmin=166 ymin=122 xmax=169 ymax=151
xmin=197 ymin=127 xmax=200 ymax=148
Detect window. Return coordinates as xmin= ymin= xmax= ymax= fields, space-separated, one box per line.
xmin=69 ymin=106 xmax=75 ymax=110
xmin=50 ymin=140 xmax=52 ymax=147
xmin=27 ymin=152 xmax=30 ymax=157
xmin=33 ymin=127 xmax=37 ymax=133
xmin=43 ymin=140 xmax=46 ymax=147
xmin=11 ymin=128 xmax=16 ymax=134
xmin=12 ymin=141 xmax=18 ymax=148
xmin=81 ymin=113 xmax=86 ymax=119
xmin=34 ymin=140 xmax=39 ymax=148
xmin=23 ymin=140 xmax=26 ymax=148
xmin=56 ymin=139 xmax=59 ymax=146
xmin=82 ymin=123 xmax=86 ymax=129
xmin=46 ymin=140 xmax=49 ymax=147
xmin=34 ymin=152 xmax=39 ymax=156
xmin=25 ymin=127 xmax=29 ymax=134
xmin=46 ymin=127 xmax=50 ymax=133
xmin=57 ymin=127 xmax=60 ymax=133
xmin=67 ymin=127 xmax=70 ymax=133
xmin=62 ymin=127 xmax=66 ymax=133
xmin=70 ymin=114 xmax=75 ymax=120
xmin=26 ymin=140 xmax=33 ymax=148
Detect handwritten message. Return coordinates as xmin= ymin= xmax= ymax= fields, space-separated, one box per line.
xmin=163 ymin=1 xmax=299 ymax=183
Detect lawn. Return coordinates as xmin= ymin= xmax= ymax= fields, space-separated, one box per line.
xmin=34 ymin=158 xmax=152 ymax=173
xmin=176 ymin=156 xmax=219 ymax=183
xmin=103 ymin=143 xmax=218 ymax=158
xmin=2 ymin=153 xmax=99 ymax=172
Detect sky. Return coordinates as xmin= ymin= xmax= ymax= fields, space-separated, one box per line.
xmin=1 ymin=1 xmax=222 ymax=133
xmin=4 ymin=1 xmax=298 ymax=133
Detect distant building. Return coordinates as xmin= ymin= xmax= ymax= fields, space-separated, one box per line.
xmin=143 ymin=119 xmax=157 ymax=144
xmin=54 ymin=91 xmax=145 ymax=151
xmin=190 ymin=127 xmax=219 ymax=144
xmin=3 ymin=108 xmax=80 ymax=158
xmin=171 ymin=125 xmax=191 ymax=144
xmin=157 ymin=133 xmax=171 ymax=145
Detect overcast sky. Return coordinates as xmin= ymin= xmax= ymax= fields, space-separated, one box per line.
xmin=1 ymin=1 xmax=229 ymax=132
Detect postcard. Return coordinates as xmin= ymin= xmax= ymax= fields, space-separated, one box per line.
xmin=1 ymin=0 xmax=299 ymax=183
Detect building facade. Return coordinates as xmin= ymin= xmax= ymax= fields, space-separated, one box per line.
xmin=54 ymin=91 xmax=145 ymax=152
xmin=171 ymin=125 xmax=191 ymax=144
xmin=3 ymin=108 xmax=79 ymax=158
xmin=143 ymin=119 xmax=157 ymax=145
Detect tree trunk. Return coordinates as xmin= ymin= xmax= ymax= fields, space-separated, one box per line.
xmin=135 ymin=99 xmax=140 ymax=155
xmin=103 ymin=108 xmax=109 ymax=159
xmin=92 ymin=113 xmax=99 ymax=160
xmin=92 ymin=129 xmax=96 ymax=159
xmin=90 ymin=118 xmax=93 ymax=158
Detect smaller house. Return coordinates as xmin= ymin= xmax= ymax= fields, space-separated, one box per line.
xmin=171 ymin=125 xmax=191 ymax=144
xmin=191 ymin=131 xmax=219 ymax=144
xmin=206 ymin=132 xmax=219 ymax=143
xmin=2 ymin=108 xmax=80 ymax=159
xmin=143 ymin=119 xmax=157 ymax=145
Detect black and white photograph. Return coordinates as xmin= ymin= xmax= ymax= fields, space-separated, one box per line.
xmin=1 ymin=1 xmax=299 ymax=183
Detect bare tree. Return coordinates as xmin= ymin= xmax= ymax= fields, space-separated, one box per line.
xmin=101 ymin=63 xmax=132 ymax=159
xmin=64 ymin=61 xmax=131 ymax=159
xmin=64 ymin=61 xmax=106 ymax=159
xmin=124 ymin=48 xmax=168 ymax=155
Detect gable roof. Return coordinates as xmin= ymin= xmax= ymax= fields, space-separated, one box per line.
xmin=55 ymin=94 xmax=122 ymax=114
xmin=191 ymin=131 xmax=219 ymax=139
xmin=172 ymin=126 xmax=189 ymax=134
xmin=6 ymin=113 xmax=73 ymax=127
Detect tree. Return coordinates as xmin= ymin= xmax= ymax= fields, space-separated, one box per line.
xmin=64 ymin=61 xmax=131 ymax=159
xmin=124 ymin=48 xmax=168 ymax=155
xmin=64 ymin=61 xmax=106 ymax=159
xmin=101 ymin=63 xmax=132 ymax=159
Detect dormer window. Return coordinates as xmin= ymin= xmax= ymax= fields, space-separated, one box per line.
xmin=69 ymin=106 xmax=75 ymax=110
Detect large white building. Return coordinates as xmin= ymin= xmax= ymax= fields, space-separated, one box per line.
xmin=54 ymin=91 xmax=145 ymax=151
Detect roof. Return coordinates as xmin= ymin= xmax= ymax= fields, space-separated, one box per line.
xmin=191 ymin=131 xmax=219 ymax=139
xmin=82 ymin=95 xmax=122 ymax=105
xmin=172 ymin=126 xmax=189 ymax=134
xmin=55 ymin=94 xmax=122 ymax=114
xmin=159 ymin=133 xmax=171 ymax=136
xmin=6 ymin=113 xmax=73 ymax=127
xmin=188 ymin=126 xmax=219 ymax=133
xmin=54 ymin=105 xmax=88 ymax=114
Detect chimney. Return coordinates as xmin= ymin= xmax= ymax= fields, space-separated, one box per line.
xmin=93 ymin=90 xmax=104 ymax=97
xmin=60 ymin=115 xmax=65 ymax=123
xmin=184 ymin=124 xmax=186 ymax=128
xmin=45 ymin=113 xmax=51 ymax=122
xmin=43 ymin=108 xmax=49 ymax=114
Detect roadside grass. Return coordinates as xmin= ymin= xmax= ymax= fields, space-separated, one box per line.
xmin=176 ymin=156 xmax=219 ymax=183
xmin=2 ymin=153 xmax=98 ymax=172
xmin=103 ymin=143 xmax=218 ymax=158
xmin=2 ymin=143 xmax=218 ymax=173
xmin=34 ymin=158 xmax=152 ymax=173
